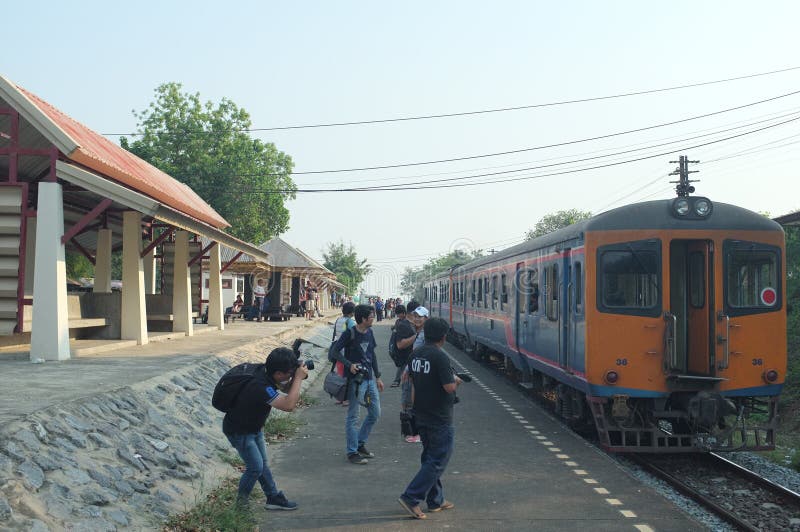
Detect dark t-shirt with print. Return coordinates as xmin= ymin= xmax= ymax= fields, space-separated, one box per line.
xmin=409 ymin=344 xmax=456 ymax=426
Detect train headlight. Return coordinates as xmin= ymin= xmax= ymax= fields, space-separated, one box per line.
xmin=694 ymin=199 xmax=711 ymax=216
xmin=764 ymin=369 xmax=779 ymax=383
xmin=674 ymin=199 xmax=690 ymax=216
xmin=604 ymin=370 xmax=619 ymax=385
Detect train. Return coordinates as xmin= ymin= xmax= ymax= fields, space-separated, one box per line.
xmin=423 ymin=183 xmax=786 ymax=453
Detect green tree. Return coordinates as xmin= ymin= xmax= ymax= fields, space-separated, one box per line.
xmin=120 ymin=83 xmax=296 ymax=244
xmin=525 ymin=209 xmax=592 ymax=240
xmin=65 ymin=251 xmax=94 ymax=281
xmin=400 ymin=249 xmax=484 ymax=302
xmin=322 ymin=241 xmax=372 ymax=294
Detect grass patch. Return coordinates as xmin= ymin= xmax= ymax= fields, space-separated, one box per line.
xmin=264 ymin=412 xmax=306 ymax=443
xmin=218 ymin=451 xmax=244 ymax=468
xmin=162 ymin=477 xmax=256 ymax=531
xmin=299 ymin=390 xmax=320 ymax=407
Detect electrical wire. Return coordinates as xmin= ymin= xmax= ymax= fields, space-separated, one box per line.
xmin=102 ymin=65 xmax=800 ymax=136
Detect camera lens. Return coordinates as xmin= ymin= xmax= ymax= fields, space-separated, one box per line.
xmin=305 ymin=359 xmax=315 ymax=370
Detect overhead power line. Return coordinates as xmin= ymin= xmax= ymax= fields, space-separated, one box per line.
xmin=192 ymin=114 xmax=799 ymax=194
xmin=103 ymin=65 xmax=800 ymax=136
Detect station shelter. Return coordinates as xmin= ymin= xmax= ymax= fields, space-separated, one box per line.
xmin=231 ymin=237 xmax=345 ymax=316
xmin=0 ymin=74 xmax=271 ymax=361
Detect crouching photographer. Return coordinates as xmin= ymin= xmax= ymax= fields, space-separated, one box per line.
xmin=221 ymin=347 xmax=309 ymax=511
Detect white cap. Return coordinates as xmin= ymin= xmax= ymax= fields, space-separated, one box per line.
xmin=413 ymin=306 xmax=429 ymax=317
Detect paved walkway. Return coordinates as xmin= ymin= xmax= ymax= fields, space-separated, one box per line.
xmin=261 ymin=320 xmax=704 ymax=532
xmin=0 ymin=315 xmax=330 ymax=425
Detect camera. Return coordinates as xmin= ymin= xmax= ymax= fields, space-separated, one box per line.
xmin=455 ymin=372 xmax=472 ymax=382
xmin=303 ymin=359 xmax=315 ymax=371
xmin=351 ymin=364 xmax=369 ymax=384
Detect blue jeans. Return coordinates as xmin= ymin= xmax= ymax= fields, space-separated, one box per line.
xmin=226 ymin=431 xmax=279 ymax=500
xmin=401 ymin=423 xmax=454 ymax=508
xmin=345 ymin=378 xmax=381 ymax=455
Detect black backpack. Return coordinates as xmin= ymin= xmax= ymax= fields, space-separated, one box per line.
xmin=212 ymin=362 xmax=265 ymax=412
xmin=388 ymin=327 xmax=403 ymax=367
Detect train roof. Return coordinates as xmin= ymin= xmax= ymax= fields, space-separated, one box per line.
xmin=449 ymin=198 xmax=782 ymax=274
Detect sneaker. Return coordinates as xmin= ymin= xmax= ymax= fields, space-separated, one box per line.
xmin=265 ymin=491 xmax=298 ymax=511
xmin=390 ymin=381 xmax=400 ymax=388
xmin=348 ymin=453 xmax=368 ymax=465
xmin=357 ymin=444 xmax=374 ymax=458
xmin=404 ymin=435 xmax=417 ymax=443
xmin=428 ymin=500 xmax=455 ymax=512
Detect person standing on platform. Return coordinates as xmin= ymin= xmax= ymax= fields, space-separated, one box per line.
xmin=328 ymin=304 xmax=384 ymax=465
xmin=250 ymin=278 xmax=267 ymax=322
xmin=398 ymin=318 xmax=462 ymax=520
xmin=375 ymin=297 xmax=385 ymax=321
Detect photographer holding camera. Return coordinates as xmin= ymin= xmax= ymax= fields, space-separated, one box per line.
xmin=328 ymin=304 xmax=384 ymax=465
xmin=222 ymin=347 xmax=308 ymax=511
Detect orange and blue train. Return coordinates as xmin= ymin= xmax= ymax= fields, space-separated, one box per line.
xmin=423 ymin=194 xmax=785 ymax=452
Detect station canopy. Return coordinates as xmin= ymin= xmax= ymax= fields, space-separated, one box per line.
xmin=0 ymin=74 xmax=270 ymax=264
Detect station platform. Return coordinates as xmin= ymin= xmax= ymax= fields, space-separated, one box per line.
xmin=0 ymin=316 xmax=329 ymax=426
xmin=262 ymin=320 xmax=704 ymax=531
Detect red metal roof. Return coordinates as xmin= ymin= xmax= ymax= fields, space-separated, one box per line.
xmin=17 ymin=85 xmax=229 ymax=229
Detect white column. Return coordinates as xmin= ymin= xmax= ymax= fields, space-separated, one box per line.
xmin=121 ymin=211 xmax=148 ymax=344
xmin=23 ymin=217 xmax=36 ymax=297
xmin=30 ymin=183 xmax=70 ymax=361
xmin=171 ymin=230 xmax=193 ymax=335
xmin=93 ymin=228 xmax=112 ymax=293
xmin=207 ymin=243 xmax=224 ymax=329
xmin=143 ymin=247 xmax=155 ymax=294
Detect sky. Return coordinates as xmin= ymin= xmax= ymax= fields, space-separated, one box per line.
xmin=4 ymin=1 xmax=800 ymax=297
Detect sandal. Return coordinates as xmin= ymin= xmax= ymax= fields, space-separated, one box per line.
xmin=428 ymin=500 xmax=455 ymax=512
xmin=398 ymin=498 xmax=427 ymax=520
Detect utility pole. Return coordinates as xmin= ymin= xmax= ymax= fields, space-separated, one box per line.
xmin=669 ymin=155 xmax=699 ymax=197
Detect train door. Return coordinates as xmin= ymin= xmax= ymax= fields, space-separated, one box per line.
xmin=515 ymin=262 xmax=526 ymax=351
xmin=560 ymin=251 xmax=572 ymax=371
xmin=668 ymin=240 xmax=714 ymax=375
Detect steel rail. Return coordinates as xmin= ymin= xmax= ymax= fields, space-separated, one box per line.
xmin=709 ymin=452 xmax=800 ymax=504
xmin=627 ymin=454 xmax=760 ymax=532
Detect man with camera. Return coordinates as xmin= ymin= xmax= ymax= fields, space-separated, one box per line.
xmin=398 ymin=317 xmax=462 ymax=520
xmin=222 ymin=347 xmax=309 ymax=510
xmin=328 ymin=304 xmax=384 ymax=465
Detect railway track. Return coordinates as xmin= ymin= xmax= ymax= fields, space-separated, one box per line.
xmin=627 ymin=452 xmax=800 ymax=531
xmin=461 ymin=346 xmax=800 ymax=530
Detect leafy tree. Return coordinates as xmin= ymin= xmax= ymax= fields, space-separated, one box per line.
xmin=400 ymin=249 xmax=484 ymax=302
xmin=322 ymin=241 xmax=371 ymax=294
xmin=120 ymin=83 xmax=296 ymax=244
xmin=525 ymin=209 xmax=592 ymax=240
xmin=65 ymin=251 xmax=94 ymax=281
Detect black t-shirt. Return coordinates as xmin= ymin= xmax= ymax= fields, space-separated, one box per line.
xmin=222 ymin=369 xmax=282 ymax=435
xmin=409 ymin=344 xmax=456 ymax=426
xmin=394 ymin=318 xmax=416 ymax=361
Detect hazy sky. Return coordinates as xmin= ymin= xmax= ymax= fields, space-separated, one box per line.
xmin=5 ymin=1 xmax=800 ymax=296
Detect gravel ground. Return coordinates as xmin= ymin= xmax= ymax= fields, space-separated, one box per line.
xmin=612 ymin=451 xmax=800 ymax=531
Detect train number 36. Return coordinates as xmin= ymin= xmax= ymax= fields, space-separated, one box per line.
xmin=752 ymin=358 xmax=764 ymax=366
xmin=615 ymin=358 xmax=628 ymax=366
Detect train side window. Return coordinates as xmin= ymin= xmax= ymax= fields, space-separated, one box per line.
xmin=484 ymin=276 xmax=489 ymax=308
xmin=472 ymin=279 xmax=476 ymax=306
xmin=689 ymin=252 xmax=705 ymax=308
xmin=724 ymin=240 xmax=781 ymax=315
xmin=597 ymin=239 xmax=662 ymax=317
xmin=477 ymin=278 xmax=483 ymax=307
xmin=425 ymin=287 xmax=429 ymax=302
xmin=501 ymin=273 xmax=508 ymax=310
xmin=575 ymin=262 xmax=583 ymax=314
xmin=491 ymin=275 xmax=498 ymax=310
xmin=546 ymin=264 xmax=559 ymax=321
xmin=528 ymin=269 xmax=539 ymax=314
